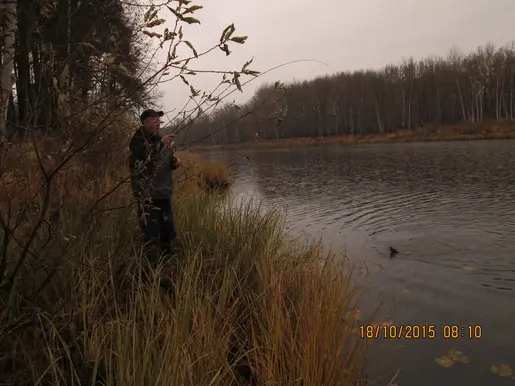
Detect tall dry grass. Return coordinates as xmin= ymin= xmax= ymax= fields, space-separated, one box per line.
xmin=0 ymin=141 xmax=368 ymax=385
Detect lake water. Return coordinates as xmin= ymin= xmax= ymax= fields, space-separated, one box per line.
xmin=201 ymin=140 xmax=515 ymax=386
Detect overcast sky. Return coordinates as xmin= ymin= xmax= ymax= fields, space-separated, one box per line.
xmin=153 ymin=0 xmax=515 ymax=115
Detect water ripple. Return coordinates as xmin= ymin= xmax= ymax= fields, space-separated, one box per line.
xmin=206 ymin=141 xmax=515 ymax=289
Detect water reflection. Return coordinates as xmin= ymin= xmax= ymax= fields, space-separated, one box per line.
xmin=207 ymin=142 xmax=515 ymax=285
xmin=202 ymin=140 xmax=515 ymax=386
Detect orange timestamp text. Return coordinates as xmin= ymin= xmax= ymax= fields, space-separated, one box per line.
xmin=359 ymin=324 xmax=483 ymax=340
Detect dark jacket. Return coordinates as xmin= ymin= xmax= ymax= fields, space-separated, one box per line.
xmin=129 ymin=127 xmax=178 ymax=200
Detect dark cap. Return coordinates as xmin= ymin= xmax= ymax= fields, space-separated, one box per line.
xmin=140 ymin=109 xmax=164 ymax=122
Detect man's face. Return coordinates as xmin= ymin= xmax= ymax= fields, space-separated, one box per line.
xmin=142 ymin=116 xmax=161 ymax=133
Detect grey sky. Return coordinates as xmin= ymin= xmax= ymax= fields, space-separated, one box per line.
xmin=155 ymin=0 xmax=515 ymax=114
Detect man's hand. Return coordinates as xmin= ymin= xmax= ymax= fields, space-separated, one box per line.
xmin=161 ymin=134 xmax=176 ymax=149
xmin=172 ymin=157 xmax=182 ymax=169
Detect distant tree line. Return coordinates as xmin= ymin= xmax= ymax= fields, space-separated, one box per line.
xmin=180 ymin=41 xmax=515 ymax=145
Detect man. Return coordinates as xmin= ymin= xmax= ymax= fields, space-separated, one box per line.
xmin=129 ymin=109 xmax=182 ymax=257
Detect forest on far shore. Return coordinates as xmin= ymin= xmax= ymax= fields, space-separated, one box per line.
xmin=178 ymin=41 xmax=515 ymax=145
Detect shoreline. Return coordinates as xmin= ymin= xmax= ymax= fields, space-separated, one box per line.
xmin=2 ymin=149 xmax=368 ymax=384
xmin=190 ymin=124 xmax=515 ymax=151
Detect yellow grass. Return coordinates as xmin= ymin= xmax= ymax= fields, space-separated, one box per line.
xmin=175 ymin=151 xmax=231 ymax=190
xmin=0 ymin=145 xmax=368 ymax=385
xmin=194 ymin=122 xmax=515 ymax=150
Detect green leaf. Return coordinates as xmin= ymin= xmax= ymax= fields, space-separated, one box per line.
xmin=220 ymin=23 xmax=235 ymax=42
xmin=144 ymin=5 xmax=156 ymax=22
xmin=142 ymin=31 xmax=162 ymax=39
xmin=149 ymin=10 xmax=158 ymax=21
xmin=242 ymin=69 xmax=260 ymax=76
xmin=167 ymin=6 xmax=183 ymax=20
xmin=242 ymin=58 xmax=253 ymax=71
xmin=184 ymin=41 xmax=198 ymax=58
xmin=230 ymin=36 xmax=248 ymax=44
xmin=220 ymin=44 xmax=230 ymax=56
xmin=233 ymin=72 xmax=242 ymax=92
xmin=146 ymin=18 xmax=166 ymax=28
xmin=182 ymin=17 xmax=200 ymax=24
xmin=164 ymin=29 xmax=177 ymax=41
xmin=184 ymin=5 xmax=203 ymax=14
xmin=180 ymin=75 xmax=189 ymax=86
xmin=190 ymin=85 xmax=199 ymax=97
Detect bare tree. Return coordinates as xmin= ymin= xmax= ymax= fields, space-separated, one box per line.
xmin=189 ymin=40 xmax=515 ymax=144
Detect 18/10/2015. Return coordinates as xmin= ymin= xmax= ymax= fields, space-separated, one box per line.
xmin=359 ymin=324 xmax=482 ymax=340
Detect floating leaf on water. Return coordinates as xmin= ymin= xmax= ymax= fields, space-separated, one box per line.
xmin=448 ymin=349 xmax=470 ymax=364
xmin=448 ymin=349 xmax=462 ymax=360
xmin=435 ymin=356 xmax=454 ymax=368
xmin=349 ymin=309 xmax=361 ymax=320
xmin=458 ymin=356 xmax=470 ymax=364
xmin=490 ymin=364 xmax=513 ymax=377
xmin=401 ymin=288 xmax=410 ymax=293
xmin=462 ymin=266 xmax=477 ymax=271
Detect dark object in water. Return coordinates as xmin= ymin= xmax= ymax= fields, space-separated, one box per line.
xmin=389 ymin=246 xmax=399 ymax=258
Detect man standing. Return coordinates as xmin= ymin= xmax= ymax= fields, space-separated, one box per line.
xmin=129 ymin=109 xmax=181 ymax=257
